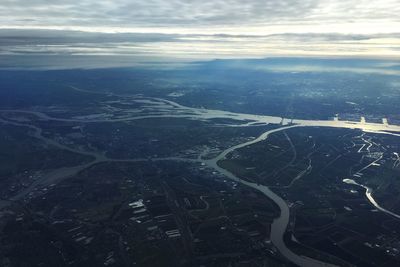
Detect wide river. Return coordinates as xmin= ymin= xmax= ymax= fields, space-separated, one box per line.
xmin=3 ymin=97 xmax=400 ymax=266
xmin=204 ymin=125 xmax=340 ymax=267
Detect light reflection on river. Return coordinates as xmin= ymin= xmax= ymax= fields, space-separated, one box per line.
xmin=3 ymin=96 xmax=400 ymax=266
xmin=343 ymin=179 xmax=400 ymax=220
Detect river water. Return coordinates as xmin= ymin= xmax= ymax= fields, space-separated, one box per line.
xmin=3 ymin=97 xmax=400 ymax=266
xmin=343 ymin=179 xmax=400 ymax=220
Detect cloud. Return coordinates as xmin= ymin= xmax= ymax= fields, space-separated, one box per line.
xmin=1 ymin=0 xmax=399 ymax=30
xmin=0 ymin=0 xmax=319 ymax=27
xmin=0 ymin=0 xmax=399 ymax=68
xmin=0 ymin=29 xmax=399 ymax=60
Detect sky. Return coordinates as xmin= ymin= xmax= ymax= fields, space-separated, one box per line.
xmin=0 ymin=0 xmax=400 ymax=68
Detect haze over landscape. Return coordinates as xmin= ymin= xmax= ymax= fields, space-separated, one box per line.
xmin=1 ymin=1 xmax=400 ymax=267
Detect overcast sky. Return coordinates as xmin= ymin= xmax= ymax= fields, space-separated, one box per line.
xmin=1 ymin=0 xmax=399 ymax=68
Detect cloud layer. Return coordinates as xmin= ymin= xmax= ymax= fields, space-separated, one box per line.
xmin=2 ymin=0 xmax=400 ymax=33
xmin=0 ymin=0 xmax=399 ymax=68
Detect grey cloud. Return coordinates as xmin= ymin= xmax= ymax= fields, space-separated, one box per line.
xmin=2 ymin=29 xmax=398 ymax=48
xmin=1 ymin=0 xmax=399 ymax=31
xmin=0 ymin=0 xmax=321 ymax=27
xmin=1 ymin=29 xmax=399 ymax=57
xmin=0 ymin=29 xmax=181 ymax=46
xmin=0 ymin=0 xmax=398 ymax=70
